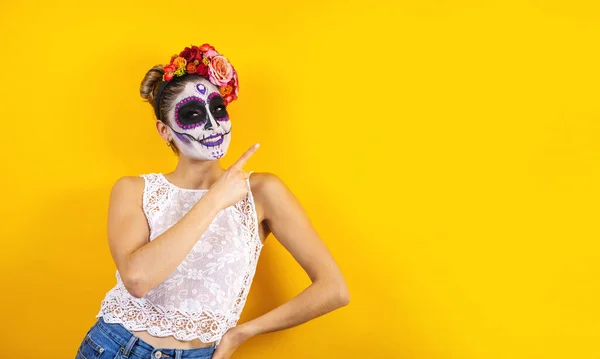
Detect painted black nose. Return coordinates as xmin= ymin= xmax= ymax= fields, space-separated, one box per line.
xmin=204 ymin=115 xmax=220 ymax=130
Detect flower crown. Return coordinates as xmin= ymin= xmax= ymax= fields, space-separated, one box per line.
xmin=162 ymin=43 xmax=239 ymax=105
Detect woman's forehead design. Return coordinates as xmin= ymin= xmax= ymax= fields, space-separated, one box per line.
xmin=195 ymin=83 xmax=207 ymax=99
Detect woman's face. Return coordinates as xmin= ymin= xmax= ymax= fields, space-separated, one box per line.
xmin=165 ymin=78 xmax=232 ymax=160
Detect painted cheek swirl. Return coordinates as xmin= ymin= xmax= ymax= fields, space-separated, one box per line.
xmin=174 ymin=131 xmax=191 ymax=145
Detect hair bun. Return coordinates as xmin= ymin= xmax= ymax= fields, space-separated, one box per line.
xmin=140 ymin=66 xmax=165 ymax=105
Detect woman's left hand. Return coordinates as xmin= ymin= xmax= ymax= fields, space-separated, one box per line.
xmin=212 ymin=325 xmax=252 ymax=359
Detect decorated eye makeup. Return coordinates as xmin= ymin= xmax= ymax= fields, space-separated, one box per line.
xmin=175 ymin=96 xmax=207 ymax=129
xmin=208 ymin=93 xmax=229 ymax=121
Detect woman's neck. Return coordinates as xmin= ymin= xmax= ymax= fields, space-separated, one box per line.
xmin=165 ymin=157 xmax=225 ymax=190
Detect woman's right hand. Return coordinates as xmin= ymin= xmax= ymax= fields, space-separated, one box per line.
xmin=208 ymin=143 xmax=260 ymax=209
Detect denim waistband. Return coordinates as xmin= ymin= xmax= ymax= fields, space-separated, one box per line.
xmin=95 ymin=317 xmax=217 ymax=359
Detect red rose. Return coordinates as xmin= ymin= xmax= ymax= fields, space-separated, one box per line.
xmin=164 ymin=73 xmax=174 ymax=81
xmin=200 ymin=43 xmax=215 ymax=52
xmin=179 ymin=47 xmax=193 ymax=62
xmin=230 ymin=71 xmax=239 ymax=96
xmin=190 ymin=46 xmax=202 ymax=61
xmin=180 ymin=46 xmax=203 ymax=62
xmin=163 ymin=64 xmax=177 ymax=73
xmin=196 ymin=63 xmax=209 ymax=77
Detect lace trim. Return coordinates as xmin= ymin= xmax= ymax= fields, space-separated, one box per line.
xmin=98 ymin=283 xmax=229 ymax=342
xmin=227 ymin=171 xmax=263 ymax=327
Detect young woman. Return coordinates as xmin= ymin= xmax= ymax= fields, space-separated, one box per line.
xmin=74 ymin=44 xmax=349 ymax=359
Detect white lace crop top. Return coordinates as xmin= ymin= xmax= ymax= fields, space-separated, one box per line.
xmin=96 ymin=172 xmax=263 ymax=344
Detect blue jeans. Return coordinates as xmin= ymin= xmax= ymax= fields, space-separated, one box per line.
xmin=75 ymin=317 xmax=216 ymax=359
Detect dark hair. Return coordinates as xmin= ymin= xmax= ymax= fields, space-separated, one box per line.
xmin=140 ymin=67 xmax=205 ymax=155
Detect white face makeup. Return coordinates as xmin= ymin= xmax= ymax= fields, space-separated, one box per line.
xmin=166 ymin=78 xmax=232 ymax=160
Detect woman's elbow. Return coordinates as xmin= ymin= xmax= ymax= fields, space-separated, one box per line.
xmin=121 ymin=270 xmax=150 ymax=299
xmin=325 ymin=278 xmax=349 ymax=307
xmin=337 ymin=281 xmax=350 ymax=307
xmin=126 ymin=285 xmax=148 ymax=299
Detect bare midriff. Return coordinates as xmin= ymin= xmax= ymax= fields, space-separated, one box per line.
xmin=132 ymin=330 xmax=216 ymax=349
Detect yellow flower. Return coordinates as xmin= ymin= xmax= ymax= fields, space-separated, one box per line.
xmin=174 ymin=67 xmax=186 ymax=76
xmin=202 ymin=57 xmax=210 ymax=65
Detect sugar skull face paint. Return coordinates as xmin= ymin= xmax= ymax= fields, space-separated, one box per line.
xmin=166 ymin=78 xmax=232 ymax=160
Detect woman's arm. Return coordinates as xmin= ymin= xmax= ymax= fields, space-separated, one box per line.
xmin=106 ymin=176 xmax=222 ymax=298
xmin=216 ymin=173 xmax=350 ymax=356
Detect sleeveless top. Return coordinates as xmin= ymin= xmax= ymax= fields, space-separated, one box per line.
xmin=96 ymin=172 xmax=263 ymax=344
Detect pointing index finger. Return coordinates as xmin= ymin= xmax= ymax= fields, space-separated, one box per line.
xmin=230 ymin=143 xmax=260 ymax=170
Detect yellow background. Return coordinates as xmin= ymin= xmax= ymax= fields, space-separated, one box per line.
xmin=1 ymin=0 xmax=599 ymax=358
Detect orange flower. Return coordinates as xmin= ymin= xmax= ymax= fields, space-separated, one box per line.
xmin=187 ymin=63 xmax=197 ymax=74
xmin=220 ymin=85 xmax=233 ymax=96
xmin=172 ymin=57 xmax=187 ymax=70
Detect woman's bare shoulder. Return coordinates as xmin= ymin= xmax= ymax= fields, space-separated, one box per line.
xmin=248 ymin=171 xmax=298 ymax=207
xmin=249 ymin=171 xmax=284 ymax=195
xmin=110 ymin=176 xmax=146 ymax=204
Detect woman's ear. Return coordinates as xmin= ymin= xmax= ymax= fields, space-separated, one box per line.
xmin=156 ymin=120 xmax=172 ymax=142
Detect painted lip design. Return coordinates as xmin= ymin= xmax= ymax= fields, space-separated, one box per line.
xmin=199 ymin=133 xmax=224 ymax=147
xmin=168 ymin=125 xmax=230 ymax=148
